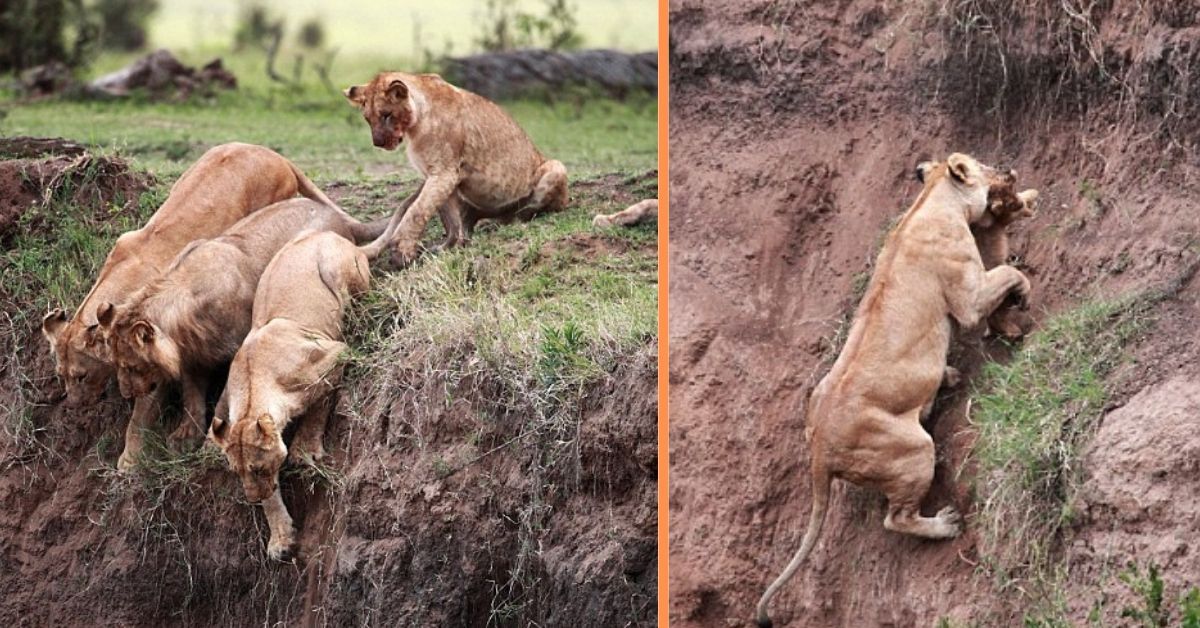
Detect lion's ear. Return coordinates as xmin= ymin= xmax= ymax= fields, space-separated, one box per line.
xmin=344 ymin=84 xmax=367 ymax=107
xmin=210 ymin=416 xmax=228 ymax=442
xmin=385 ymin=78 xmax=408 ymax=101
xmin=42 ymin=308 xmax=68 ymax=340
xmin=1018 ymin=188 xmax=1039 ymax=217
xmin=914 ymin=161 xmax=937 ymax=183
xmin=256 ymin=413 xmax=278 ymax=439
xmin=947 ymin=153 xmax=973 ymax=184
xmin=96 ymin=302 xmax=116 ymax=327
xmin=130 ymin=320 xmax=155 ymax=347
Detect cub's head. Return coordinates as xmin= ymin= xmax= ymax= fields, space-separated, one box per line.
xmin=981 ymin=172 xmax=1038 ymax=230
xmin=96 ymin=301 xmax=180 ymax=399
xmin=209 ymin=412 xmax=287 ymax=503
xmin=914 ymin=153 xmax=1016 ymax=224
xmin=42 ymin=308 xmax=113 ymax=406
xmin=344 ymin=73 xmax=417 ymax=151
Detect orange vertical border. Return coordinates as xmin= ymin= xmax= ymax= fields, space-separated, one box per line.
xmin=657 ymin=0 xmax=670 ymax=624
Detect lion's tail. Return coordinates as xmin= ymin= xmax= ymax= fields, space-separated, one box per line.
xmin=754 ymin=461 xmax=831 ymax=628
xmin=290 ymin=162 xmax=343 ymax=211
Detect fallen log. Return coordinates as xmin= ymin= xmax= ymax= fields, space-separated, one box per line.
xmin=443 ymin=48 xmax=656 ymax=100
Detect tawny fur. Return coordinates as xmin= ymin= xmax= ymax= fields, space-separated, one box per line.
xmin=39 ymin=142 xmax=342 ymax=471
xmin=755 ymin=154 xmax=1035 ymax=627
xmin=98 ymin=199 xmax=386 ymax=467
xmin=593 ymin=198 xmax=658 ymax=228
xmin=344 ymin=71 xmax=569 ymax=266
xmin=976 ymin=184 xmax=1038 ymax=339
xmin=41 ymin=143 xmax=338 ymax=400
xmin=209 ymin=230 xmax=370 ymax=560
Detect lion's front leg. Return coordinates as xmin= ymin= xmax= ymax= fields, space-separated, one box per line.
xmin=262 ymin=486 xmax=296 ymax=561
xmin=389 ymin=174 xmax=458 ymax=268
xmin=169 ymin=372 xmax=208 ymax=448
xmin=950 ymin=265 xmax=1030 ymax=329
xmin=117 ymin=386 xmax=166 ymax=471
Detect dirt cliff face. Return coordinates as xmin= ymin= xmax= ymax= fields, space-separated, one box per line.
xmin=0 ymin=153 xmax=658 ymax=627
xmin=669 ymin=1 xmax=1200 ymax=625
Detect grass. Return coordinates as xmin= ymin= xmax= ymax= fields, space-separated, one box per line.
xmin=965 ymin=257 xmax=1200 ymax=617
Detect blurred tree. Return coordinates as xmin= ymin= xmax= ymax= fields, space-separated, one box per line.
xmin=476 ymin=0 xmax=582 ymax=52
xmin=0 ymin=0 xmax=97 ymax=72
xmin=95 ymin=0 xmax=158 ymax=51
xmin=298 ymin=17 xmax=324 ymax=50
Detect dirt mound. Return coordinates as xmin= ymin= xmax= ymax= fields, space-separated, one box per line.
xmin=670 ymin=1 xmax=1200 ymax=625
xmin=0 ymin=138 xmax=151 ymax=243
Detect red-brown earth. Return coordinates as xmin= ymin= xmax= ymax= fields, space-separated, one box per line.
xmin=669 ymin=1 xmax=1200 ymax=625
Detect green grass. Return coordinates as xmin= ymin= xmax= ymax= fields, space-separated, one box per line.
xmin=966 ymin=284 xmax=1178 ymax=614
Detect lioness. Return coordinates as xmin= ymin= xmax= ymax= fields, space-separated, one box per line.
xmin=919 ymin=161 xmax=1038 ymax=339
xmin=209 ymin=229 xmax=371 ymax=560
xmin=98 ymin=199 xmax=387 ymax=464
xmin=593 ymin=198 xmax=658 ymax=228
xmin=344 ymin=71 xmax=568 ymax=266
xmin=755 ymin=154 xmax=1034 ymax=627
xmin=41 ymin=142 xmax=341 ymax=470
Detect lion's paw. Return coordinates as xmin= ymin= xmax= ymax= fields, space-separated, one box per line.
xmin=936 ymin=506 xmax=964 ymax=537
xmin=117 ymin=450 xmax=137 ymax=473
xmin=267 ymin=536 xmax=295 ymax=562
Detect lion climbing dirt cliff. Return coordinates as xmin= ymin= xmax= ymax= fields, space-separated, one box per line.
xmin=754 ymin=155 xmax=1035 ymax=626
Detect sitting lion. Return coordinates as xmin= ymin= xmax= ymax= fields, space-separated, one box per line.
xmin=40 ymin=142 xmax=342 ymax=470
xmin=755 ymin=154 xmax=1034 ymax=627
xmin=98 ymin=199 xmax=387 ymax=466
xmin=209 ymin=229 xmax=371 ymax=560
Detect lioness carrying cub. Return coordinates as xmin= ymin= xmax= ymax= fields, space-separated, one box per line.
xmin=344 ymin=71 xmax=568 ymax=267
xmin=98 ymin=199 xmax=387 ymax=466
xmin=209 ymin=230 xmax=371 ymax=560
xmin=755 ymin=154 xmax=1035 ymax=627
xmin=918 ymin=161 xmax=1039 ymax=339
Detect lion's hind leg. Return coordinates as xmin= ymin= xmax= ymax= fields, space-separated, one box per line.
xmin=873 ymin=416 xmax=962 ymax=539
xmin=517 ymin=159 xmax=568 ymax=220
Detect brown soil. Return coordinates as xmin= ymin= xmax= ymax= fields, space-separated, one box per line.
xmin=669 ymin=1 xmax=1200 ymax=626
xmin=0 ymin=168 xmax=657 ymax=626
xmin=0 ymin=138 xmax=149 ymax=243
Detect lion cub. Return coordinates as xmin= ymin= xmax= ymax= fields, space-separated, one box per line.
xmin=209 ymin=230 xmax=371 ymax=560
xmin=344 ymin=71 xmax=568 ymax=266
xmin=98 ymin=199 xmax=387 ymax=465
xmin=41 ymin=143 xmax=340 ymax=471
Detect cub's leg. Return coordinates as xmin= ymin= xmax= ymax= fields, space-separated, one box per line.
xmin=118 ymin=386 xmax=166 ymax=471
xmin=593 ymin=199 xmax=658 ymax=228
xmin=262 ymin=486 xmax=296 ymax=561
xmin=169 ymin=373 xmax=207 ymax=447
xmin=516 ymin=159 xmax=568 ymax=221
xmin=289 ymin=396 xmax=332 ymax=463
xmin=876 ymin=418 xmax=962 ymax=539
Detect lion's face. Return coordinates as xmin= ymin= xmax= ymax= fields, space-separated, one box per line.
xmin=344 ymin=75 xmax=416 ymax=151
xmin=43 ymin=310 xmax=113 ymax=406
xmin=210 ymin=413 xmax=287 ymax=503
xmin=982 ymin=174 xmax=1038 ymax=229
xmin=915 ymin=154 xmax=1017 ymax=224
xmin=97 ymin=302 xmax=180 ymax=399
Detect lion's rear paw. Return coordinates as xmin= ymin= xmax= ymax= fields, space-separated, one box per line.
xmin=936 ymin=506 xmax=964 ymax=537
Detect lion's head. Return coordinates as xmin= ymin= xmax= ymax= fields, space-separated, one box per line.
xmin=42 ymin=308 xmax=114 ymax=406
xmin=209 ymin=412 xmax=287 ymax=503
xmin=343 ymin=73 xmax=418 ymax=151
xmin=915 ymin=154 xmax=1028 ymax=225
xmin=97 ymin=301 xmax=181 ymax=399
